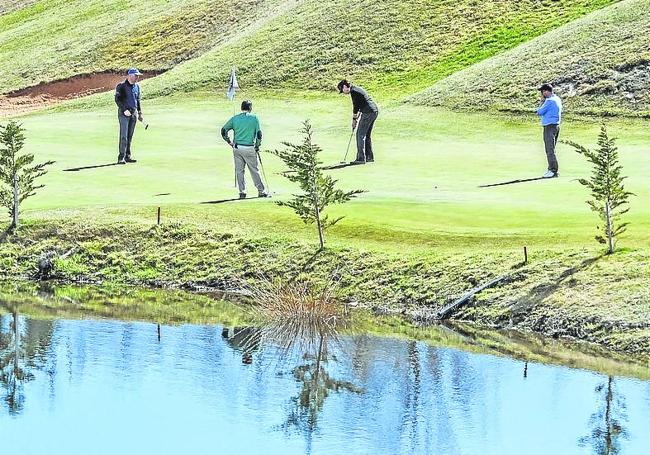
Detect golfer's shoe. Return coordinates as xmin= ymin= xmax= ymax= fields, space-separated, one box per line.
xmin=125 ymin=158 xmax=137 ymax=163
xmin=258 ymin=192 xmax=271 ymax=198
xmin=542 ymin=170 xmax=558 ymax=178
xmin=366 ymin=158 xmax=374 ymax=162
xmin=117 ymin=159 xmax=127 ymax=165
xmin=350 ymin=160 xmax=366 ymax=165
xmin=239 ymin=193 xmax=247 ymax=199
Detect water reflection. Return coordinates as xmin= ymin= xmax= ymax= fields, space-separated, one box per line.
xmin=222 ymin=287 xmax=363 ymax=453
xmin=284 ymin=335 xmax=361 ymax=429
xmin=580 ymin=376 xmax=628 ymax=454
xmin=1 ymin=309 xmax=650 ymax=454
xmin=0 ymin=309 xmax=54 ymax=415
xmin=222 ymin=327 xmax=261 ymax=364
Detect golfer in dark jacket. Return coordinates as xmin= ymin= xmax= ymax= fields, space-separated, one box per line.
xmin=115 ymin=68 xmax=144 ymax=164
xmin=338 ymin=80 xmax=379 ymax=163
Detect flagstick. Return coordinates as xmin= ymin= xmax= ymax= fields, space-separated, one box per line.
xmin=233 ymin=92 xmax=237 ymax=188
xmin=227 ymin=66 xmax=240 ymax=189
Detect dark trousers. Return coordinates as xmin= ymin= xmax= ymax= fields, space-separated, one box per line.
xmin=543 ymin=124 xmax=560 ymax=173
xmin=356 ymin=111 xmax=378 ymax=162
xmin=118 ymin=111 xmax=137 ymax=161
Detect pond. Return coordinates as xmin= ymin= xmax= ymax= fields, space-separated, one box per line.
xmin=1 ymin=286 xmax=649 ymax=454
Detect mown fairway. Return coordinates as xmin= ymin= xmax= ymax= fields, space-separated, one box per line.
xmin=15 ymin=95 xmax=650 ymax=253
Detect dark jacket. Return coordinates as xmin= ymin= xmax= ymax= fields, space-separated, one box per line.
xmin=115 ymin=80 xmax=142 ymax=114
xmin=350 ymin=85 xmax=378 ymax=115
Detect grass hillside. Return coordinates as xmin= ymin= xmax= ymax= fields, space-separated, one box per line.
xmin=144 ymin=0 xmax=616 ymax=99
xmin=410 ymin=0 xmax=650 ymax=116
xmin=0 ymin=0 xmax=288 ymax=94
xmin=0 ymin=0 xmax=35 ymax=15
xmin=0 ymin=1 xmax=616 ymax=98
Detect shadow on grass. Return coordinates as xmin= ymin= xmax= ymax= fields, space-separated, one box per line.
xmin=63 ymin=163 xmax=119 ymax=172
xmin=288 ymin=249 xmax=324 ymax=283
xmin=281 ymin=161 xmax=366 ymax=175
xmin=200 ymin=196 xmax=270 ymax=205
xmin=479 ymin=176 xmax=549 ymax=188
xmin=0 ymin=225 xmax=11 ymax=243
xmin=511 ymin=256 xmax=602 ymax=320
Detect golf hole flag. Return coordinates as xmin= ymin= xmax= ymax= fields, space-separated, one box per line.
xmin=227 ymin=67 xmax=239 ymax=101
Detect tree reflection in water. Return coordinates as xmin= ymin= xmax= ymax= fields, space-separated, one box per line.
xmin=282 ymin=332 xmax=362 ymax=439
xmin=580 ymin=376 xmax=628 ymax=455
xmin=0 ymin=306 xmax=54 ymax=415
xmin=223 ymin=279 xmax=362 ymax=450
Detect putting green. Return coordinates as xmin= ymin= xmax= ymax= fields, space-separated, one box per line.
xmin=13 ymin=94 xmax=650 ymax=252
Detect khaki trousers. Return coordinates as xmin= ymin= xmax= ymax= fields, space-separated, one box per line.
xmin=234 ymin=145 xmax=265 ymax=194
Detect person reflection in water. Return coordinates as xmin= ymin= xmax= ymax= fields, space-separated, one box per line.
xmin=222 ymin=327 xmax=261 ymax=365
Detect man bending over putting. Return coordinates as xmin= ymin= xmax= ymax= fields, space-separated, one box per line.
xmin=221 ymin=100 xmax=269 ymax=199
xmin=338 ymin=79 xmax=379 ymax=164
xmin=115 ymin=68 xmax=144 ymax=164
xmin=536 ymin=83 xmax=563 ymax=178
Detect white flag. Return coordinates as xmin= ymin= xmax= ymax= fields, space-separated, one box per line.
xmin=226 ymin=67 xmax=239 ymax=101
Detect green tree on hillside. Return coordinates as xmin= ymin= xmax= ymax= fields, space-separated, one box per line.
xmin=0 ymin=121 xmax=54 ymax=232
xmin=565 ymin=125 xmax=633 ymax=254
xmin=271 ymin=121 xmax=364 ymax=249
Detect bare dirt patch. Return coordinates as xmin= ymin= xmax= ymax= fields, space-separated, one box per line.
xmin=0 ymin=71 xmax=161 ymax=116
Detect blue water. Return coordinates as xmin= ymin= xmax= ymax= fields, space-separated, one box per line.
xmin=1 ymin=315 xmax=649 ymax=454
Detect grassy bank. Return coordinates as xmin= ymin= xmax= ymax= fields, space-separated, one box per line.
xmin=1 ymin=219 xmax=649 ymax=356
xmin=0 ymin=0 xmax=615 ymax=98
xmin=142 ymin=0 xmax=616 ymax=99
xmin=0 ymin=0 xmax=286 ymax=94
xmin=412 ymin=0 xmax=650 ymax=115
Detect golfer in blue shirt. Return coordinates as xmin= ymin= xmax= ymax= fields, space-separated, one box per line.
xmin=536 ymin=83 xmax=562 ymax=178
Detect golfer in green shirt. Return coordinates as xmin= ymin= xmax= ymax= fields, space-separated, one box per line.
xmin=221 ymin=100 xmax=269 ymax=199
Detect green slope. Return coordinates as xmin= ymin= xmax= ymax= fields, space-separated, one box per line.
xmin=0 ymin=0 xmax=287 ymax=94
xmin=0 ymin=0 xmax=35 ymax=15
xmin=143 ymin=0 xmax=616 ymax=99
xmin=410 ymin=0 xmax=650 ymax=116
xmin=0 ymin=0 xmax=616 ymax=98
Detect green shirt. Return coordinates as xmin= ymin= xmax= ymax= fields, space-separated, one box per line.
xmin=221 ymin=112 xmax=262 ymax=146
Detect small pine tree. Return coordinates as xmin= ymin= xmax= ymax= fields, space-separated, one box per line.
xmin=565 ymin=125 xmax=633 ymax=254
xmin=0 ymin=121 xmax=54 ymax=231
xmin=272 ymin=121 xmax=364 ymax=249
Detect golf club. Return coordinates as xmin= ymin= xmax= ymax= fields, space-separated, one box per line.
xmin=233 ymin=144 xmax=237 ymax=188
xmin=341 ymin=128 xmax=356 ymax=164
xmin=139 ymin=117 xmax=149 ymax=130
xmin=257 ymin=149 xmax=271 ymax=195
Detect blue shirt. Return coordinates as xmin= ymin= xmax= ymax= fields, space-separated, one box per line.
xmin=132 ymin=84 xmax=141 ymax=107
xmin=536 ymin=95 xmax=562 ymax=126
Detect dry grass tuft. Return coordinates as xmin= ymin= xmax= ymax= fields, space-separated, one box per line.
xmin=249 ymin=278 xmax=348 ymax=357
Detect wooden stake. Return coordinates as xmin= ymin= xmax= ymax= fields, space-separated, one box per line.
xmin=524 ymin=246 xmax=528 ymax=264
xmin=157 ymin=207 xmax=161 ymax=225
